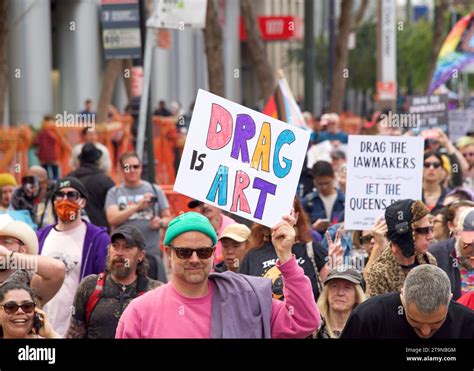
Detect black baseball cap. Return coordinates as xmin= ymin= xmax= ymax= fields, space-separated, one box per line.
xmin=324 ymin=265 xmax=362 ymax=285
xmin=111 ymin=225 xmax=146 ymax=250
xmin=55 ymin=177 xmax=89 ymax=200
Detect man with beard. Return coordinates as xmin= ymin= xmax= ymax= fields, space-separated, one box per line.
xmin=116 ymin=212 xmax=320 ymax=338
xmin=37 ymin=177 xmax=109 ymax=337
xmin=66 ymin=225 xmax=161 ymax=338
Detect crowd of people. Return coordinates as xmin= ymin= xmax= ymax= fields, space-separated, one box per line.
xmin=0 ymin=106 xmax=473 ymax=339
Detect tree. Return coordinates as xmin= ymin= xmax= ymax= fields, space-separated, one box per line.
xmin=203 ymin=0 xmax=224 ymax=97
xmin=329 ymin=0 xmax=368 ymax=113
xmin=0 ymin=0 xmax=8 ymax=123
xmin=240 ymin=0 xmax=275 ymax=102
xmin=427 ymin=0 xmax=450 ymax=90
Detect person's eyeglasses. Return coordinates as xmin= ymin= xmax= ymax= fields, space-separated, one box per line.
xmin=123 ymin=164 xmax=141 ymax=170
xmin=359 ymin=235 xmax=373 ymax=245
xmin=414 ymin=226 xmax=434 ymax=235
xmin=53 ymin=190 xmax=81 ymax=201
xmin=0 ymin=301 xmax=36 ymax=314
xmin=170 ymin=246 xmax=215 ymax=259
xmin=423 ymin=162 xmax=441 ymax=169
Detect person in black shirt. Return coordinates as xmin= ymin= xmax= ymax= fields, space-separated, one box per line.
xmin=239 ymin=197 xmax=326 ymax=300
xmin=341 ymin=265 xmax=474 ymax=339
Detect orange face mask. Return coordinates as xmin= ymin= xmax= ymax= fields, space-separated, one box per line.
xmin=55 ymin=199 xmax=81 ymax=223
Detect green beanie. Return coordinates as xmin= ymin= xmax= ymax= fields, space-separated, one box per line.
xmin=164 ymin=212 xmax=218 ymax=246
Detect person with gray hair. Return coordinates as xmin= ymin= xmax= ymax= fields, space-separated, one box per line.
xmin=341 ymin=264 xmax=474 ymax=338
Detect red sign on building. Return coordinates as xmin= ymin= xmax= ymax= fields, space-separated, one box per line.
xmin=240 ymin=16 xmax=304 ymax=41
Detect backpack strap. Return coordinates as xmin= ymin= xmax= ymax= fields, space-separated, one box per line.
xmin=85 ymin=273 xmax=106 ymax=324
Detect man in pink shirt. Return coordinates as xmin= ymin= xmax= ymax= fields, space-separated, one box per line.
xmin=116 ymin=211 xmax=320 ymax=338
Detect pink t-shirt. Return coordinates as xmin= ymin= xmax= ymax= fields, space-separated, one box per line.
xmin=213 ymin=214 xmax=237 ymax=264
xmin=116 ymin=256 xmax=320 ymax=338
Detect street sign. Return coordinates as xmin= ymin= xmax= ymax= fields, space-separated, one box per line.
xmin=100 ymin=0 xmax=142 ymax=59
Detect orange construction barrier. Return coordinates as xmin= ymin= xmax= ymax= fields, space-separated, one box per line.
xmin=153 ymin=116 xmax=178 ymax=185
xmin=0 ymin=125 xmax=33 ymax=181
xmin=160 ymin=184 xmax=193 ymax=217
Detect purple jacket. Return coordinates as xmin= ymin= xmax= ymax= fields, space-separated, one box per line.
xmin=37 ymin=220 xmax=109 ymax=282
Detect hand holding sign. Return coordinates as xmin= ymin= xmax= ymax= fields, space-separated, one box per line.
xmin=271 ymin=210 xmax=297 ymax=265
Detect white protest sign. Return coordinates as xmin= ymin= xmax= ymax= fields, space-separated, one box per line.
xmin=344 ymin=135 xmax=424 ymax=230
xmin=149 ymin=0 xmax=207 ymax=29
xmin=174 ymin=89 xmax=311 ymax=228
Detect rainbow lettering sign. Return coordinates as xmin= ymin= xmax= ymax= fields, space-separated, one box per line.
xmin=174 ymin=89 xmax=310 ymax=228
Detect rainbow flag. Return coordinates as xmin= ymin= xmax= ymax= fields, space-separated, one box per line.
xmin=429 ymin=12 xmax=474 ymax=94
xmin=263 ymin=76 xmax=308 ymax=130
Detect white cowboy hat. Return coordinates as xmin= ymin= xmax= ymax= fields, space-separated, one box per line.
xmin=0 ymin=214 xmax=38 ymax=255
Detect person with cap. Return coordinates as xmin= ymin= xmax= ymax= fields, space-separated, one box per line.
xmin=452 ymin=208 xmax=474 ymax=296
xmin=70 ymin=127 xmax=112 ymax=174
xmin=105 ymin=152 xmax=171 ymax=282
xmin=66 ymin=225 xmax=161 ymax=338
xmin=214 ymin=223 xmax=251 ymax=273
xmin=187 ymin=200 xmax=237 ymax=265
xmin=0 ymin=173 xmax=17 ymax=212
xmin=341 ymin=265 xmax=474 ymax=338
xmin=365 ymin=199 xmax=437 ymax=298
xmin=315 ymin=265 xmax=366 ymax=338
xmin=36 ymin=177 xmax=110 ymax=336
xmin=116 ymin=211 xmax=320 ymax=338
xmin=429 ymin=202 xmax=474 ymax=300
xmin=68 ymin=143 xmax=115 ymax=229
xmin=0 ymin=214 xmax=65 ymax=307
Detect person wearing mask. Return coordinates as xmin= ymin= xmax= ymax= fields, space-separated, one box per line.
xmin=37 ymin=177 xmax=109 ymax=336
xmin=341 ymin=265 xmax=474 ymax=338
xmin=315 ymin=266 xmax=366 ymax=338
xmin=365 ymin=199 xmax=437 ymax=297
xmin=116 ymin=211 xmax=320 ymax=338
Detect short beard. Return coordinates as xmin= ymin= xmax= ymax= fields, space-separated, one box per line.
xmin=106 ymin=257 xmax=135 ymax=279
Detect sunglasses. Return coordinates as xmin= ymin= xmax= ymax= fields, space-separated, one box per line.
xmin=53 ymin=190 xmax=81 ymax=201
xmin=414 ymin=226 xmax=434 ymax=235
xmin=359 ymin=235 xmax=373 ymax=245
xmin=0 ymin=301 xmax=35 ymax=314
xmin=423 ymin=162 xmax=441 ymax=169
xmin=170 ymin=246 xmax=215 ymax=259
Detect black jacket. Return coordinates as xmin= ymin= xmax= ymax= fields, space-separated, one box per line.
xmin=429 ymin=238 xmax=461 ymax=300
xmin=68 ymin=164 xmax=115 ymax=229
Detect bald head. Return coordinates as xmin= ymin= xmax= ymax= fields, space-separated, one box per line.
xmin=27 ymin=166 xmax=48 ymax=182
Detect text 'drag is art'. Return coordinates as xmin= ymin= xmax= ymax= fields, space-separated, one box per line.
xmin=174 ymin=89 xmax=310 ymax=227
